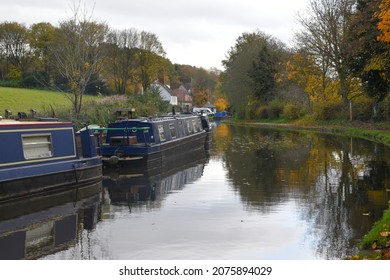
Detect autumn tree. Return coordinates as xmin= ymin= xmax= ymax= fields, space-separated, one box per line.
xmin=296 ymin=0 xmax=355 ymax=109
xmin=347 ymin=0 xmax=390 ymax=115
xmin=50 ymin=5 xmax=109 ymax=119
xmin=193 ymin=89 xmax=209 ymax=107
xmin=0 ymin=22 xmax=30 ymax=80
xmin=106 ymin=28 xmax=139 ymax=95
xmin=28 ymin=22 xmax=56 ymax=85
xmin=377 ymin=0 xmax=390 ymax=42
xmin=137 ymin=31 xmax=166 ymax=91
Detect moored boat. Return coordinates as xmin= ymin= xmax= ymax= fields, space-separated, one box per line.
xmin=0 ymin=117 xmax=102 ymax=202
xmin=96 ymin=113 xmax=211 ymax=169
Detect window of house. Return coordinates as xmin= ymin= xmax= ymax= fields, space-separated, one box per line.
xmin=158 ymin=125 xmax=166 ymax=141
xmin=22 ymin=134 xmax=53 ymax=160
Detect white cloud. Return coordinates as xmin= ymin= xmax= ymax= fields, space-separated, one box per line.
xmin=0 ymin=0 xmax=309 ymax=69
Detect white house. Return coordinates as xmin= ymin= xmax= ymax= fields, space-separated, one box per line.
xmin=152 ymin=83 xmax=178 ymax=106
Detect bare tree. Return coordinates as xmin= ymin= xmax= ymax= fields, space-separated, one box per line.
xmin=296 ymin=0 xmax=355 ymax=108
xmin=50 ymin=3 xmax=108 ymax=119
xmin=106 ymin=28 xmax=139 ymax=95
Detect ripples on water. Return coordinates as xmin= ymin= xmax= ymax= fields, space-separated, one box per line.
xmin=1 ymin=124 xmax=389 ymax=260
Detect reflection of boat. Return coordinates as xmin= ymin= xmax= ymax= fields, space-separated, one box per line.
xmin=103 ymin=148 xmax=208 ymax=204
xmin=96 ymin=112 xmax=211 ymax=169
xmin=0 ymin=118 xmax=102 ymax=202
xmin=0 ymin=182 xmax=102 ymax=260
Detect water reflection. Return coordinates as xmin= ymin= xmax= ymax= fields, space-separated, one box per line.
xmin=216 ymin=124 xmax=390 ymax=259
xmin=0 ymin=182 xmax=102 ymax=259
xmin=28 ymin=124 xmax=390 ymax=260
xmin=102 ymin=148 xmax=209 ymax=210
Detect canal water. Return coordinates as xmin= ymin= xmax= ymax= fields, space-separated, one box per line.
xmin=1 ymin=124 xmax=390 ymax=259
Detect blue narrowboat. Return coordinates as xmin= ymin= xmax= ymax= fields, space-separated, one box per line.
xmin=0 ymin=118 xmax=102 ymax=202
xmin=97 ymin=113 xmax=211 ymax=169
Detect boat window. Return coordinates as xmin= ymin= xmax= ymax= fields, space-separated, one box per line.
xmin=22 ymin=134 xmax=53 ymax=160
xmin=169 ymin=123 xmax=176 ymax=138
xmin=186 ymin=121 xmax=192 ymax=133
xmin=158 ymin=125 xmax=166 ymax=142
xmin=192 ymin=120 xmax=198 ymax=132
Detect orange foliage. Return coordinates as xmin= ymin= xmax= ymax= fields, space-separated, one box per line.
xmin=213 ymin=97 xmax=229 ymax=111
xmin=377 ymin=0 xmax=390 ymax=42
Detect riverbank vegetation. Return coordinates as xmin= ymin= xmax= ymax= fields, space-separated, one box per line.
xmin=1 ymin=0 xmax=389 ymax=258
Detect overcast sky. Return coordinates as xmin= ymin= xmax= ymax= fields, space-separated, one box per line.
xmin=0 ymin=0 xmax=309 ymax=69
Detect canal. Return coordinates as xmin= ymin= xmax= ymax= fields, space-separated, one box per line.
xmin=2 ymin=124 xmax=390 ymax=259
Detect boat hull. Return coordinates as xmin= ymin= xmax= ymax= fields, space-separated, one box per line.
xmin=102 ymin=130 xmax=207 ymax=171
xmin=0 ymin=157 xmax=102 ymax=203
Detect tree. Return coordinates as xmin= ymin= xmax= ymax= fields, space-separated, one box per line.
xmin=193 ymin=89 xmax=209 ymax=107
xmin=377 ymin=0 xmax=390 ymax=42
xmin=249 ymin=45 xmax=276 ymax=103
xmin=50 ymin=6 xmax=109 ymax=119
xmin=222 ymin=30 xmax=286 ymax=113
xmin=137 ymin=31 xmax=166 ymax=91
xmin=347 ymin=0 xmax=390 ymax=113
xmin=28 ymin=22 xmax=56 ymax=84
xmin=296 ymin=0 xmax=355 ymax=108
xmin=0 ymin=22 xmax=30 ymax=80
xmin=106 ymin=28 xmax=139 ymax=95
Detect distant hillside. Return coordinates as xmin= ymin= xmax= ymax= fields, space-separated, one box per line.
xmin=0 ymin=87 xmax=98 ymax=118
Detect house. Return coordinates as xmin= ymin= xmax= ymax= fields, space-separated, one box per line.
xmin=173 ymin=85 xmax=193 ymax=109
xmin=152 ymin=83 xmax=178 ymax=106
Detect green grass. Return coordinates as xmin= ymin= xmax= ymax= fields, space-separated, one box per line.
xmin=0 ymin=86 xmax=98 ymax=117
xmin=360 ymin=204 xmax=390 ymax=250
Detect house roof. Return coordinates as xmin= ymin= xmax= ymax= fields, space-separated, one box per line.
xmin=203 ymin=101 xmax=216 ymax=108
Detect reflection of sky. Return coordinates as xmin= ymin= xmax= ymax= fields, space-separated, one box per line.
xmin=47 ymin=158 xmax=316 ymax=260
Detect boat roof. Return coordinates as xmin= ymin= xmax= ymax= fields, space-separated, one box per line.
xmin=0 ymin=119 xmax=72 ymax=127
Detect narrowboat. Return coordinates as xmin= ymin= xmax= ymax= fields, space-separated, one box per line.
xmin=96 ymin=113 xmax=211 ymax=169
xmin=0 ymin=118 xmax=102 ymax=202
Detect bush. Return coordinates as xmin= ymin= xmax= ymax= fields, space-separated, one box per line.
xmin=351 ymin=96 xmax=374 ymax=121
xmin=268 ymin=99 xmax=284 ymax=119
xmin=283 ymin=103 xmax=300 ymax=120
xmin=255 ymin=105 xmax=268 ymax=119
xmin=312 ymin=101 xmax=344 ymax=121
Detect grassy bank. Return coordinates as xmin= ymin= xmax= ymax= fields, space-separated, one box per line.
xmin=0 ymin=86 xmax=98 ymax=117
xmin=227 ymin=118 xmax=390 ymax=147
xmin=225 ymin=118 xmax=390 ymax=259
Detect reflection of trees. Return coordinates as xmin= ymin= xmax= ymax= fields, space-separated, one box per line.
xmin=221 ymin=125 xmax=390 ymax=259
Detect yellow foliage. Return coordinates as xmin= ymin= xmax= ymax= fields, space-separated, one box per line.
xmin=214 ymin=97 xmax=229 ymax=111
xmin=6 ymin=65 xmax=22 ymax=81
xmin=377 ymin=0 xmax=390 ymax=42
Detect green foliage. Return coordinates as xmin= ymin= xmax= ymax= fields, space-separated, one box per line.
xmin=351 ymin=95 xmax=374 ymax=121
xmin=249 ymin=45 xmax=276 ymax=103
xmin=255 ymin=105 xmax=269 ymax=119
xmin=312 ymin=101 xmax=344 ymax=121
xmin=346 ymin=0 xmax=390 ymax=103
xmin=283 ymin=103 xmax=301 ymax=120
xmin=268 ymin=99 xmax=284 ymax=119
xmin=222 ymin=30 xmax=287 ymax=112
xmin=360 ymin=203 xmax=390 ymax=250
xmin=74 ymin=88 xmax=169 ymax=128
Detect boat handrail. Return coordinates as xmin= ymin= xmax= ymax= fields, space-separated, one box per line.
xmin=91 ymin=127 xmax=150 ymax=131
